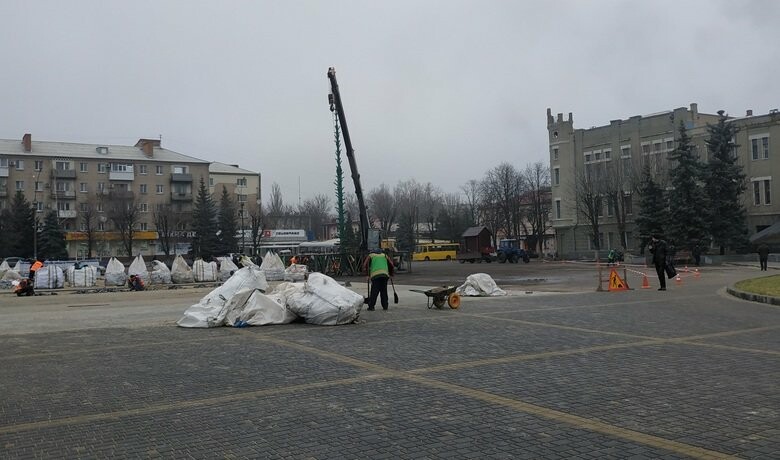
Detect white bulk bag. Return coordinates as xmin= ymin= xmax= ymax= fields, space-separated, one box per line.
xmin=224 ymin=288 xmax=297 ymax=327
xmin=192 ymin=259 xmax=218 ymax=282
xmin=218 ymin=257 xmax=239 ymax=281
xmin=259 ymin=252 xmax=286 ymax=281
xmin=67 ymin=265 xmax=98 ymax=287
xmin=285 ymin=272 xmax=364 ymax=325
xmin=128 ymin=255 xmax=150 ymax=284
xmin=456 ymin=273 xmax=507 ymax=296
xmin=151 ymin=260 xmax=172 ymax=284
xmin=177 ymin=267 xmax=269 ymax=328
xmin=105 ymin=257 xmax=127 ymax=286
xmin=34 ymin=266 xmax=65 ymax=289
xmin=283 ymin=263 xmax=308 ymax=282
xmin=171 ymin=255 xmax=194 ymax=284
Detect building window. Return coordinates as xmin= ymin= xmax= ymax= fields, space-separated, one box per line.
xmin=35 ymin=202 xmax=44 ymax=212
xmin=139 ymin=165 xmax=147 ymax=175
xmin=603 ymin=149 xmax=611 ymax=160
xmin=209 ymin=177 xmax=214 ymax=186
xmin=173 ymin=166 xmax=188 ymax=174
xmin=97 ymin=203 xmax=103 ymax=213
xmin=553 ymin=167 xmax=560 ymax=186
xmin=156 ymin=184 xmax=164 ymax=194
xmin=751 ymin=135 xmax=770 ymax=160
xmin=156 ymin=165 xmax=164 ymax=175
xmin=80 ymin=183 xmax=88 ymax=192
xmin=753 ymin=181 xmax=761 ymax=205
xmin=765 ymin=179 xmax=772 ymax=205
xmin=641 ymin=143 xmax=651 ymax=155
xmin=140 ymin=184 xmax=147 ymax=194
xmin=80 ymin=203 xmax=88 ymax=212
xmin=34 ymin=160 xmax=44 ymax=171
xmin=57 ymin=202 xmax=71 ymax=211
xmin=98 ymin=222 xmax=105 ymax=231
xmin=55 ymin=161 xmax=71 ymax=170
xmin=111 ymin=163 xmax=132 ymax=172
xmin=98 ymin=163 xmax=107 ymax=173
xmin=584 ymin=153 xmax=592 ymax=163
xmin=140 ymin=203 xmax=148 ymax=213
xmin=139 ymin=222 xmax=148 ymax=231
xmin=594 ymin=151 xmax=602 ymax=161
xmin=621 ymin=146 xmax=631 ymax=158
xmin=666 ymin=140 xmax=674 ymax=151
xmin=752 ymin=178 xmax=772 ymax=205
xmin=35 ymin=181 xmax=44 ymax=192
xmin=15 ymin=181 xmax=24 ymax=190
xmin=623 ymin=193 xmax=633 ymax=215
xmin=237 ymin=194 xmax=247 ymax=202
xmin=97 ymin=182 xmax=105 ymax=192
xmin=653 ymin=142 xmax=662 ymax=153
xmin=607 ymin=198 xmax=613 ymax=217
xmin=15 ymin=160 xmax=24 ymax=171
xmin=236 ymin=177 xmax=247 ymax=187
xmin=56 ymin=181 xmax=71 ymax=192
xmin=555 ymin=199 xmax=561 ymax=219
xmin=80 ymin=162 xmax=88 ymax=172
xmin=552 ymin=147 xmax=559 ymax=161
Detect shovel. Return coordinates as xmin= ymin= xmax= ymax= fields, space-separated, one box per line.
xmin=390 ymin=277 xmax=399 ymax=304
xmin=364 ymin=277 xmax=370 ymax=304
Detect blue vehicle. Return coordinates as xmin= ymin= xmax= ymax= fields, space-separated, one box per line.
xmin=497 ymin=239 xmax=530 ymax=263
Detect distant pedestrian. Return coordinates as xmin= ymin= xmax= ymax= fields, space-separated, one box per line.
xmin=692 ymin=244 xmax=702 ymax=266
xmin=757 ymin=243 xmax=769 ymax=271
xmin=362 ymin=249 xmax=395 ymax=311
xmin=648 ymin=234 xmax=668 ymax=291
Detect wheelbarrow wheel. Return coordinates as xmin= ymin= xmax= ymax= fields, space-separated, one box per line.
xmin=433 ymin=297 xmax=446 ymax=309
xmin=447 ymin=292 xmax=461 ymax=309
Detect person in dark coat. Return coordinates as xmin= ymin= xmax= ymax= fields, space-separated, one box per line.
xmin=757 ymin=243 xmax=769 ymax=271
xmin=648 ymin=234 xmax=668 ymax=291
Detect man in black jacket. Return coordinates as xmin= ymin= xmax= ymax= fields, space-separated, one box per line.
xmin=648 ymin=234 xmax=668 ymax=291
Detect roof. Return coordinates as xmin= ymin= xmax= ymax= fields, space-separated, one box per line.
xmin=749 ymin=220 xmax=780 ymax=244
xmin=461 ymin=226 xmax=490 ymax=237
xmin=0 ymin=138 xmax=209 ymax=164
xmin=209 ymin=161 xmax=258 ymax=175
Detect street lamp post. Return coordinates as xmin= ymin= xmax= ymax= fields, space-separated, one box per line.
xmin=240 ymin=202 xmax=245 ymax=254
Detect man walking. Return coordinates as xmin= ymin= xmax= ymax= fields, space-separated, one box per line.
xmin=648 ymin=234 xmax=668 ymax=291
xmin=363 ymin=249 xmax=395 ymax=311
xmin=757 ymin=243 xmax=769 ymax=271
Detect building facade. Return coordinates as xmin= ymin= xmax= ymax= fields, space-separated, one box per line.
xmin=547 ymin=104 xmax=780 ymax=258
xmin=0 ymin=134 xmax=212 ymax=258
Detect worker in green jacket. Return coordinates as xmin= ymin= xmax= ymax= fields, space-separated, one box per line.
xmin=363 ymin=249 xmax=395 ymax=311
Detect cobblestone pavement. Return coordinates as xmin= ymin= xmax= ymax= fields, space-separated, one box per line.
xmin=1 ymin=264 xmax=778 ymax=459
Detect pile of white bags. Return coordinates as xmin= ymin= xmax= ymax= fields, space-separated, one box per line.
xmin=239 ymin=255 xmax=257 ymax=268
xmin=177 ymin=271 xmax=363 ymax=328
xmin=456 ymin=273 xmax=507 ymax=296
xmin=218 ymin=257 xmax=239 ymax=281
xmin=176 ymin=267 xmax=269 ymax=328
xmin=105 ymin=257 xmax=127 ymax=286
xmin=192 ymin=259 xmax=218 ymax=282
xmin=284 ymin=263 xmax=308 ymax=282
xmin=0 ymin=269 xmax=22 ymax=289
xmin=259 ymin=252 xmax=285 ymax=281
xmin=67 ymin=265 xmax=98 ymax=287
xmin=151 ymin=260 xmax=172 ymax=284
xmin=0 ymin=260 xmax=10 ymax=278
xmin=171 ymin=255 xmax=194 ymax=284
xmin=129 ymin=255 xmax=150 ymax=285
xmin=34 ymin=266 xmax=65 ymax=289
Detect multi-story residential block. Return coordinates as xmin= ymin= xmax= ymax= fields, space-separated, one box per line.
xmin=208 ymin=162 xmax=262 ymax=253
xmin=547 ymin=104 xmax=780 ymax=258
xmin=0 ymin=134 xmax=210 ymax=258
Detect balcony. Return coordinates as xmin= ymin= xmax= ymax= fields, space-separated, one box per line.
xmin=51 ymin=190 xmax=76 ymax=199
xmin=58 ymin=210 xmax=77 ymax=219
xmin=52 ymin=169 xmax=77 ymax=179
xmin=109 ymin=170 xmax=134 ymax=181
xmin=108 ymin=190 xmax=135 ymax=201
xmin=170 ymin=191 xmax=193 ymax=201
xmin=0 ymin=166 xmax=8 ymax=177
xmin=170 ymin=173 xmax=193 ymax=182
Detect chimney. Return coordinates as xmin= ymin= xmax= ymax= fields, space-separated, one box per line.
xmin=135 ymin=138 xmax=161 ymax=158
xmin=22 ymin=133 xmax=31 ymax=152
xmin=746 ymin=109 xmax=753 ymax=117
xmin=689 ymin=103 xmax=698 ymax=117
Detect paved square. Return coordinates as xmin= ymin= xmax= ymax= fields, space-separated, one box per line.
xmin=1 ymin=265 xmax=778 ymax=459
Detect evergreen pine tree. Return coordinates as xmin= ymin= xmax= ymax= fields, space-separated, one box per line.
xmin=704 ymin=111 xmax=749 ymax=254
xmin=634 ymin=164 xmax=667 ymax=253
xmin=333 ymin=112 xmax=347 ymax=249
xmin=37 ymin=211 xmax=68 ymax=260
xmin=395 ymin=212 xmax=415 ymax=253
xmin=191 ymin=177 xmax=219 ymax=259
xmin=667 ymin=121 xmax=709 ymax=253
xmin=341 ymin=212 xmax=359 ymax=253
xmin=217 ymin=185 xmax=238 ymax=255
xmin=7 ymin=191 xmax=36 ymax=258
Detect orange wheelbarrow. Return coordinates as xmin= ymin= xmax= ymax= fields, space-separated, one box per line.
xmin=410 ymin=286 xmax=461 ymax=309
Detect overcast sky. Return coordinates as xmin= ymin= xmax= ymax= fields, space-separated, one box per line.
xmin=1 ymin=0 xmax=778 ymax=207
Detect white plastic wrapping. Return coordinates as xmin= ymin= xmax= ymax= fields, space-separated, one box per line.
xmin=105 ymin=257 xmax=127 ymax=286
xmin=67 ymin=265 xmax=98 ymax=287
xmin=456 ymin=273 xmax=507 ymax=296
xmin=1 ymin=269 xmax=21 ymax=281
xmin=259 ymin=252 xmax=285 ymax=281
xmin=151 ymin=260 xmax=172 ymax=284
xmin=177 ymin=267 xmax=269 ymax=328
xmin=128 ymin=255 xmax=150 ymax=284
xmin=192 ymin=259 xmax=218 ymax=282
xmin=285 ymin=272 xmax=364 ymax=325
xmin=171 ymin=255 xmax=194 ymax=284
xmin=34 ymin=266 xmax=65 ymax=289
xmin=218 ymin=257 xmax=239 ymax=281
xmin=223 ymin=288 xmax=297 ymax=327
xmin=283 ymin=263 xmax=308 ymax=282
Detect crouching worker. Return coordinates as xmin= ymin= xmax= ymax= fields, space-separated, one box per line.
xmin=128 ymin=274 xmax=145 ymax=291
xmin=14 ymin=278 xmax=35 ymax=296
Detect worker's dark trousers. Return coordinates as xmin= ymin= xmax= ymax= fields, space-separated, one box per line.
xmin=368 ymin=275 xmax=389 ymax=309
xmin=654 ymin=264 xmax=666 ymax=289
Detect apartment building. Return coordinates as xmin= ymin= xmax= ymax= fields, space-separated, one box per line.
xmin=0 ymin=134 xmax=210 ymax=258
xmin=208 ymin=161 xmax=261 ymax=211
xmin=547 ymin=104 xmax=780 ymax=258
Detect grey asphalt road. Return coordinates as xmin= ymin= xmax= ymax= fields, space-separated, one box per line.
xmin=1 ymin=262 xmax=778 ymax=459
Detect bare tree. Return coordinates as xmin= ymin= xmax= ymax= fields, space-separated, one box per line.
xmin=298 ymin=194 xmax=332 ymax=240
xmin=418 ymin=182 xmax=443 ymax=241
xmin=153 ymin=203 xmax=182 ymax=257
xmin=79 ymin=194 xmax=101 ymax=258
xmin=367 ymin=183 xmax=397 ymax=234
xmin=480 ymin=162 xmax=525 ymax=242
xmin=520 ymin=162 xmax=552 ymax=253
xmin=107 ymin=191 xmax=140 ymax=256
xmin=461 ymin=179 xmax=480 ymax=226
xmin=394 ymin=179 xmax=426 ymax=242
xmin=572 ymin=167 xmax=606 ymax=251
xmin=247 ymin=200 xmax=263 ymax=255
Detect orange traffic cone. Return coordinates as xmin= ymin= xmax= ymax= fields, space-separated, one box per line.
xmin=694 ymin=268 xmax=701 ymax=278
xmin=683 ymin=266 xmax=689 ymax=273
xmin=641 ymin=274 xmax=650 ymax=289
xmin=675 ymin=274 xmax=682 ymax=285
